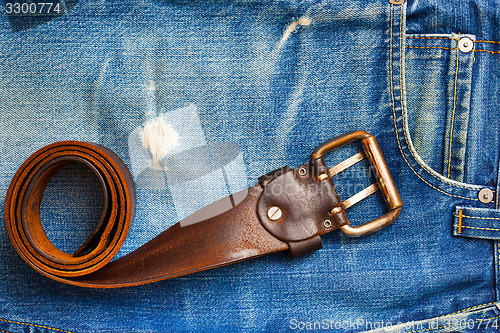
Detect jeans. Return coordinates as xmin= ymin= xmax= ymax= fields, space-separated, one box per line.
xmin=0 ymin=0 xmax=499 ymax=332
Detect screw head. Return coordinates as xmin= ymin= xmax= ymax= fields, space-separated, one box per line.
xmin=268 ymin=206 xmax=282 ymax=221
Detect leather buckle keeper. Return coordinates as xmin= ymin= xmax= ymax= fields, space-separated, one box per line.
xmin=257 ymin=131 xmax=402 ymax=257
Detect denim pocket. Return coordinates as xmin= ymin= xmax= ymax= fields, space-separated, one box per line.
xmin=405 ymin=34 xmax=474 ymax=183
xmin=389 ymin=3 xmax=489 ymax=202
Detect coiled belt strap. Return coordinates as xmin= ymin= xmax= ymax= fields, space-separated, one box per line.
xmin=5 ymin=141 xmax=292 ymax=288
xmin=6 ymin=133 xmax=399 ymax=288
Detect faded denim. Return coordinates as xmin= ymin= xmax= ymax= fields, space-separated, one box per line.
xmin=1 ymin=0 xmax=500 ymax=332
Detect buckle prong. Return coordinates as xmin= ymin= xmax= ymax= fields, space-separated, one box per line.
xmin=312 ymin=131 xmax=402 ymax=237
xmin=328 ymin=151 xmax=366 ymax=177
xmin=341 ymin=183 xmax=380 ymax=210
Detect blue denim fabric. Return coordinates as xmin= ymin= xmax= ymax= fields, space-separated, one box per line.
xmin=1 ymin=0 xmax=500 ymax=332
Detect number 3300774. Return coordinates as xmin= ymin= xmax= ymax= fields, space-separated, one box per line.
xmin=5 ymin=2 xmax=63 ymax=15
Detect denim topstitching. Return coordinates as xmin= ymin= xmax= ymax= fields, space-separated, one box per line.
xmin=405 ymin=35 xmax=500 ymax=54
xmin=406 ymin=36 xmax=459 ymax=41
xmin=446 ymin=35 xmax=460 ymax=179
xmin=397 ymin=11 xmax=477 ymax=192
xmin=390 ymin=3 xmax=500 ymax=330
xmin=454 ymin=225 xmax=500 ymax=232
xmin=365 ymin=300 xmax=499 ymax=333
xmin=390 ymin=3 xmax=488 ymax=201
xmin=0 ymin=317 xmax=75 ymax=333
xmin=454 ymin=214 xmax=500 ymax=221
xmin=406 ymin=45 xmax=455 ymax=50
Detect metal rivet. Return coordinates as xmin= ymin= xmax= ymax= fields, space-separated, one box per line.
xmin=268 ymin=206 xmax=282 ymax=221
xmin=298 ymin=167 xmax=307 ymax=176
xmin=458 ymin=37 xmax=474 ymax=53
xmin=478 ymin=188 xmax=494 ymax=204
xmin=323 ymin=220 xmax=332 ymax=228
xmin=389 ymin=0 xmax=405 ymax=4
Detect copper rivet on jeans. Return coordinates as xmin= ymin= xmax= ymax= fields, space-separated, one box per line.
xmin=268 ymin=206 xmax=282 ymax=221
xmin=389 ymin=0 xmax=405 ymax=4
xmin=298 ymin=167 xmax=307 ymax=176
xmin=478 ymin=188 xmax=494 ymax=204
xmin=323 ymin=220 xmax=332 ymax=228
xmin=458 ymin=37 xmax=474 ymax=53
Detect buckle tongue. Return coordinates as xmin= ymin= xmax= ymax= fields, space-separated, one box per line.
xmin=312 ymin=131 xmax=402 ymax=237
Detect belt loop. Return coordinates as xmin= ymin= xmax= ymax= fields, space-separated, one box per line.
xmin=453 ymin=206 xmax=500 ymax=240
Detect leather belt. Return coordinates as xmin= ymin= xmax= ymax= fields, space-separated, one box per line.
xmin=5 ymin=131 xmax=402 ymax=288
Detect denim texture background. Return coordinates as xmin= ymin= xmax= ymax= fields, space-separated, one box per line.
xmin=1 ymin=0 xmax=500 ymax=332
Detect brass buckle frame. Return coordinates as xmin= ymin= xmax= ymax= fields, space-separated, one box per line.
xmin=312 ymin=131 xmax=402 ymax=237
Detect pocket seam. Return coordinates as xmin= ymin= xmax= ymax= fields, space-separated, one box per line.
xmin=0 ymin=317 xmax=75 ymax=333
xmin=407 ymin=35 xmax=459 ymax=41
xmin=397 ymin=19 xmax=475 ymax=190
xmin=434 ymin=302 xmax=496 ymax=318
xmin=366 ymin=302 xmax=499 ymax=333
xmin=407 ymin=32 xmax=475 ymax=184
xmin=389 ymin=3 xmax=482 ymax=200
xmin=446 ymin=38 xmax=461 ymax=179
xmin=406 ymin=45 xmax=455 ymax=50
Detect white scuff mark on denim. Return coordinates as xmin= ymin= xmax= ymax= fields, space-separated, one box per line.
xmin=271 ymin=17 xmax=311 ymax=154
xmin=144 ymin=79 xmax=159 ymax=119
xmin=276 ymin=17 xmax=311 ymax=50
xmin=142 ymin=116 xmax=179 ymax=169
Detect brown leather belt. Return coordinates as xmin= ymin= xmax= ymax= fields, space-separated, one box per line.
xmin=5 ymin=131 xmax=402 ymax=288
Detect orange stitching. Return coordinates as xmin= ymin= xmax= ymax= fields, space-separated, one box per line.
xmin=408 ymin=37 xmax=500 ymax=45
xmin=408 ymin=45 xmax=500 ymax=55
xmin=395 ymin=302 xmax=497 ymax=332
xmin=458 ymin=209 xmax=463 ymax=233
xmin=475 ymin=39 xmax=500 ymax=44
xmin=389 ymin=5 xmax=479 ymax=201
xmin=407 ymin=35 xmax=459 ymax=41
xmin=453 ymin=214 xmax=500 ymax=221
xmin=390 ymin=5 xmax=478 ymax=200
xmin=453 ymin=224 xmax=500 ymax=232
xmin=474 ymin=49 xmax=500 ymax=54
xmin=447 ymin=39 xmax=460 ymax=179
xmin=406 ymin=34 xmax=500 ymax=54
xmin=0 ymin=318 xmax=75 ymax=333
xmin=406 ymin=45 xmax=455 ymax=50
xmin=392 ymin=9 xmax=478 ymax=192
xmin=435 ymin=302 xmax=496 ymax=318
xmin=399 ymin=35 xmax=477 ymax=190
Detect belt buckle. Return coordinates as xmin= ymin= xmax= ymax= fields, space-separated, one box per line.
xmin=312 ymin=131 xmax=402 ymax=237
